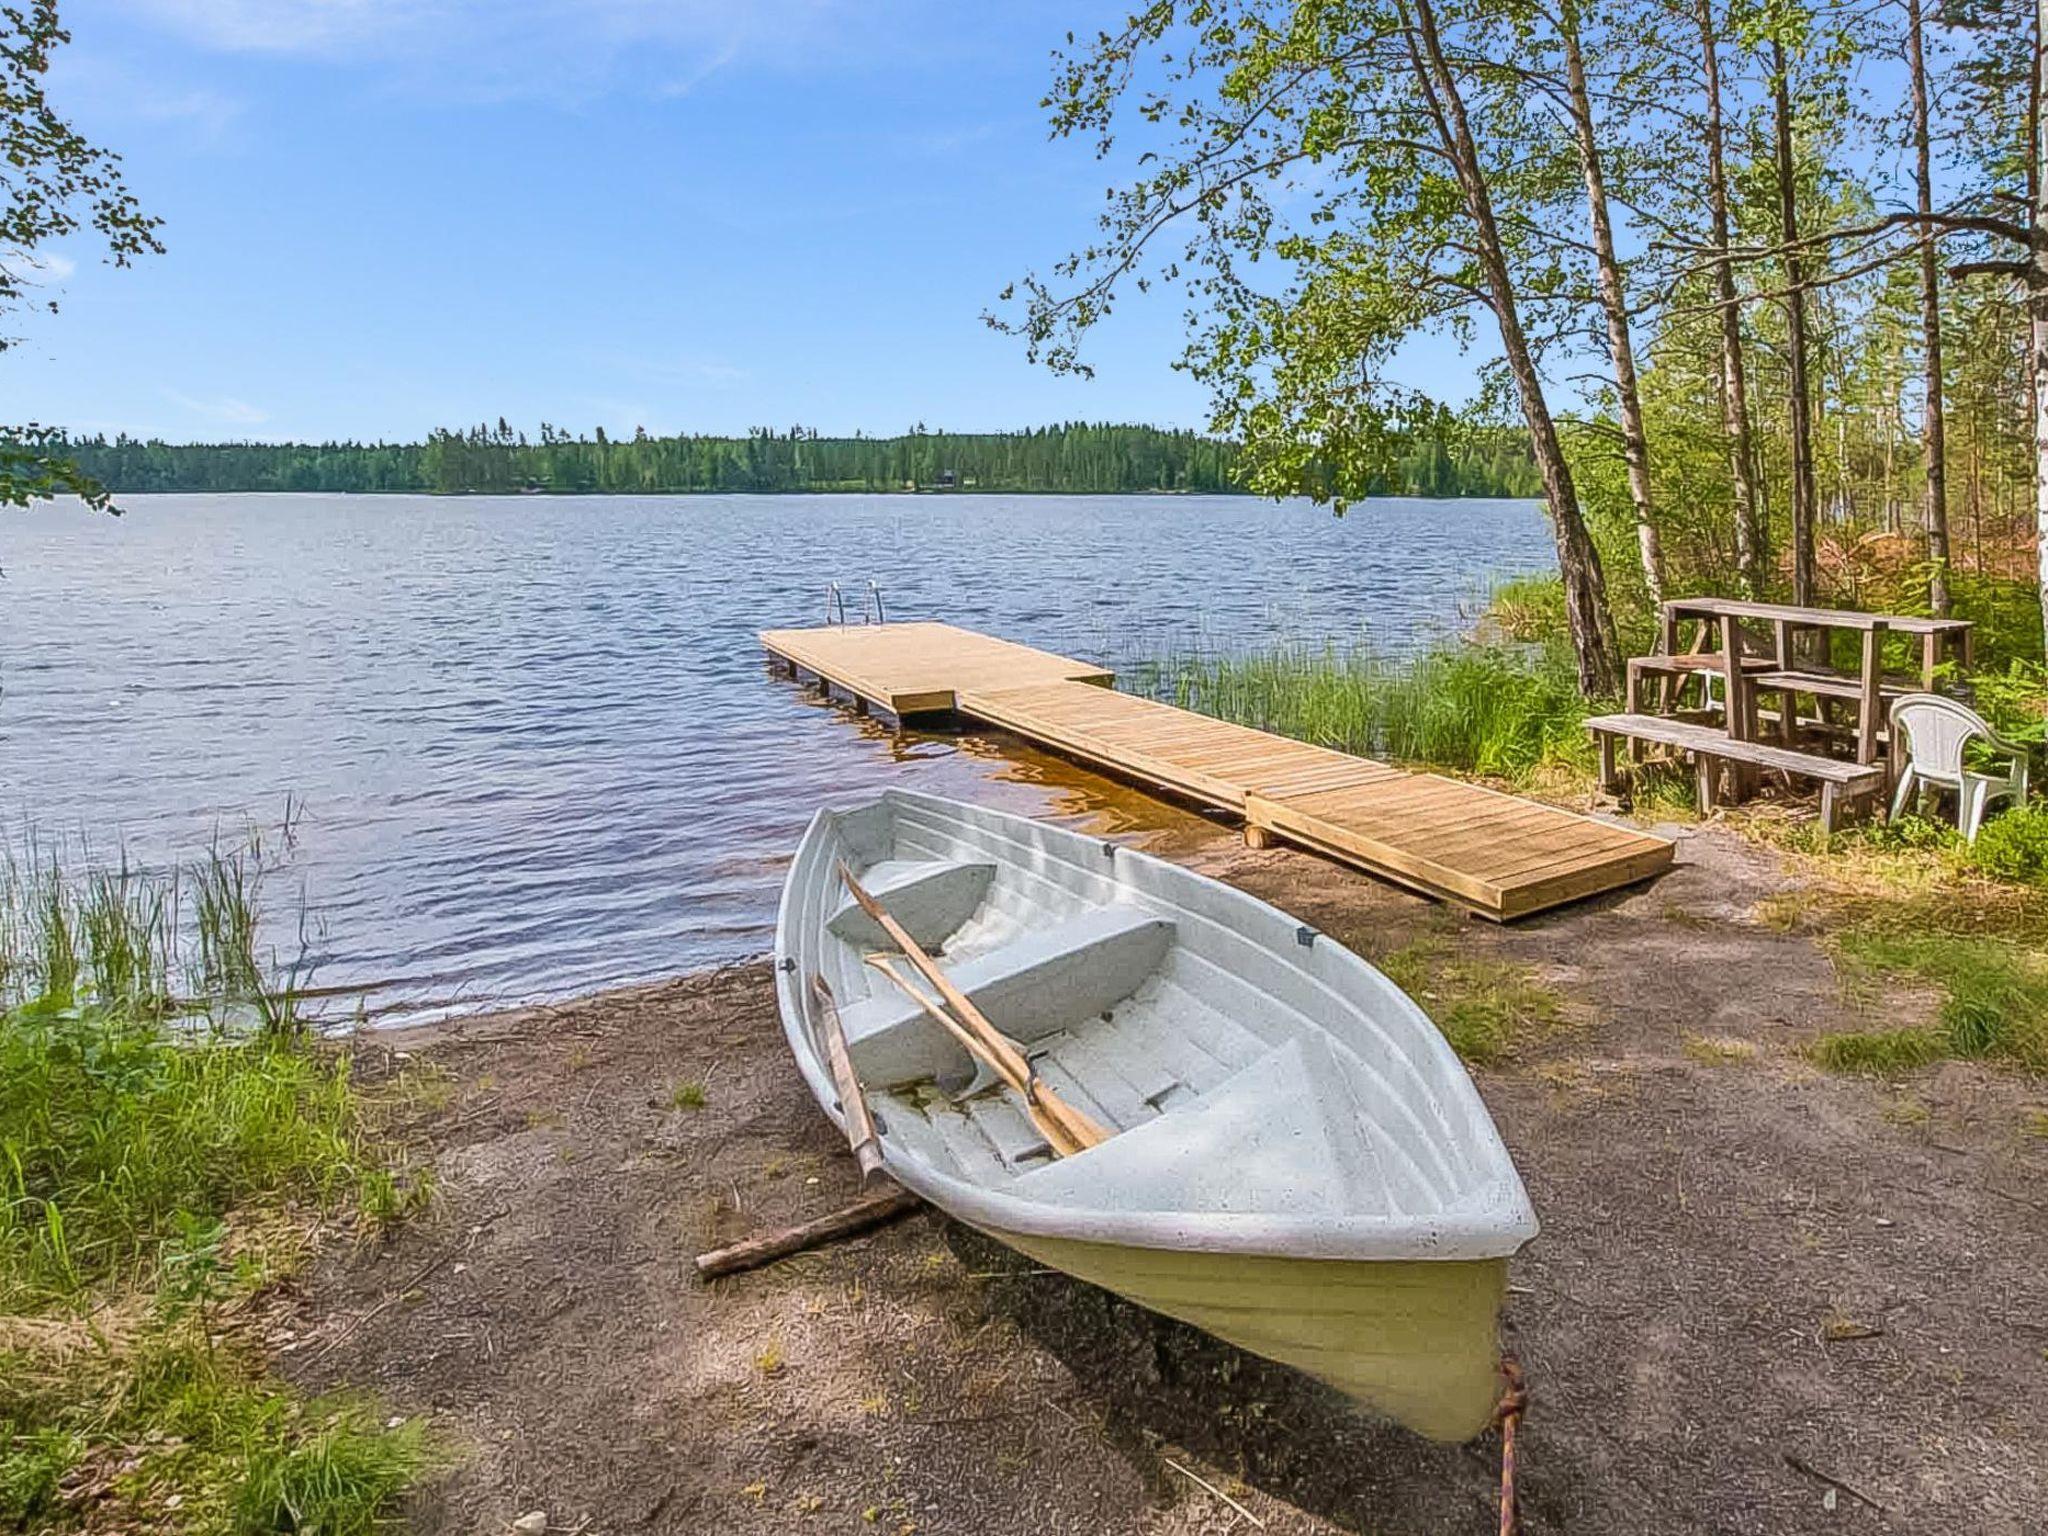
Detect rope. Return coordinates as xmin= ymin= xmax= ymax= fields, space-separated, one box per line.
xmin=1495 ymin=1354 xmax=1528 ymax=1536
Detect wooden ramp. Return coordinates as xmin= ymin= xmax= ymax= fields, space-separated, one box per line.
xmin=761 ymin=622 xmax=1672 ymax=921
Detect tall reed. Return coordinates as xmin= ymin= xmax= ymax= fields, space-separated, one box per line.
xmin=1 ymin=836 xmax=430 ymax=1533
xmin=0 ymin=836 xmax=300 ymax=1033
xmin=1127 ymin=638 xmax=1594 ymax=780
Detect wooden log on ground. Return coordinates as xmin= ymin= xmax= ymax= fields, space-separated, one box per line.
xmin=694 ymin=1187 xmax=922 ymax=1280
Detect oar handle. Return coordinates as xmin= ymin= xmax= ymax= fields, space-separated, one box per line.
xmin=811 ymin=974 xmax=884 ymax=1181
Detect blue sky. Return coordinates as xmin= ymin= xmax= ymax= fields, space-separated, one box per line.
xmin=2 ymin=0 xmax=1497 ymax=445
xmin=0 ymin=2 xmax=1231 ymax=442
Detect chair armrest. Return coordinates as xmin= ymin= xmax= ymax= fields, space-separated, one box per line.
xmin=1981 ymin=727 xmax=2036 ymax=763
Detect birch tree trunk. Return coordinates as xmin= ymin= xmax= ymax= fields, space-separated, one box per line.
xmin=1772 ymin=33 xmax=1821 ymax=605
xmin=2034 ymin=0 xmax=2048 ymax=657
xmin=1410 ymin=0 xmax=1624 ymax=696
xmin=1561 ymin=4 xmax=1664 ymax=606
xmin=1908 ymin=0 xmax=1952 ymax=616
xmin=1698 ymin=0 xmax=1766 ymax=598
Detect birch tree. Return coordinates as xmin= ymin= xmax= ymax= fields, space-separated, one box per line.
xmin=1905 ymin=0 xmax=1952 ymax=613
xmin=1001 ymin=0 xmax=1625 ymax=694
xmin=1695 ymin=0 xmax=1768 ymax=595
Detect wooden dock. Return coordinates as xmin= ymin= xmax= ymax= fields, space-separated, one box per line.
xmin=760 ymin=621 xmax=1673 ymax=920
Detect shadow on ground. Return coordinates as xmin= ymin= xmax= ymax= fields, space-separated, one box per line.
xmin=944 ymin=1224 xmax=1511 ymax=1534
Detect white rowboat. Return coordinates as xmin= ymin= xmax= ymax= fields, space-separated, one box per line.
xmin=774 ymin=789 xmax=1537 ymax=1441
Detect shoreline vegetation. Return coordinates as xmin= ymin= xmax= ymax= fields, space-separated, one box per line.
xmin=6 ymin=580 xmax=2048 ymax=1526
xmin=52 ymin=420 xmax=1543 ymax=499
xmin=0 ymin=841 xmax=432 ymax=1534
xmin=1137 ymin=572 xmax=2048 ymax=1078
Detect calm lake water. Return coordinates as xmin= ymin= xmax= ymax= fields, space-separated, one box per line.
xmin=0 ymin=493 xmax=1552 ymax=1019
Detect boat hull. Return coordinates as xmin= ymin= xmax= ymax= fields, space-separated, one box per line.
xmin=774 ymin=790 xmax=1534 ymax=1443
xmin=984 ymin=1227 xmax=1508 ymax=1442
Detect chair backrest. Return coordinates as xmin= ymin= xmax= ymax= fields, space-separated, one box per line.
xmin=1891 ymin=693 xmax=1990 ymax=776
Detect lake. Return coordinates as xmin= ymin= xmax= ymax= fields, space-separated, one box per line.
xmin=0 ymin=493 xmax=1552 ymax=1019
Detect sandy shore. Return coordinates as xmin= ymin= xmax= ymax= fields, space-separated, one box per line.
xmin=271 ymin=819 xmax=2047 ymax=1534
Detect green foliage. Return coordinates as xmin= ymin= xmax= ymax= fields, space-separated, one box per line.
xmin=1481 ymin=574 xmax=1569 ymax=645
xmin=0 ymin=838 xmax=429 ymax=1532
xmin=1947 ymin=578 xmax=2046 ymax=672
xmin=670 ymin=1079 xmax=708 ymax=1111
xmin=0 ymin=1004 xmax=359 ymax=1301
xmin=53 ymin=418 xmax=1547 ymax=498
xmin=0 ymin=840 xmax=363 ymax=1302
xmin=1817 ymin=929 xmax=2048 ymax=1073
xmin=1969 ymin=661 xmax=2048 ymax=751
xmin=1 ymin=4 xmax=163 ymax=524
xmin=0 ymin=1328 xmax=431 ymax=1535
xmin=1846 ymin=812 xmax=1960 ymax=856
xmin=355 ymin=1163 xmax=435 ymax=1230
xmin=0 ymin=424 xmax=118 ymax=518
xmin=1809 ymin=1026 xmax=1950 ymax=1075
xmin=1132 ymin=636 xmax=1593 ymax=781
xmin=1961 ymin=803 xmax=2048 ymax=886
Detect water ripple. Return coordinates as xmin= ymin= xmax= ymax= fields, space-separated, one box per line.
xmin=0 ymin=492 xmax=1553 ymax=1020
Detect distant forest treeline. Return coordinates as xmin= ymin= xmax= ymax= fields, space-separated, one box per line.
xmin=60 ymin=419 xmax=1544 ymax=498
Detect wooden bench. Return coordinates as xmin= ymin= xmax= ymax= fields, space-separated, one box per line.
xmin=1585 ymin=712 xmax=1886 ymax=831
xmin=1625 ymin=653 xmax=1773 ymax=713
xmin=1744 ymin=668 xmax=1915 ymax=760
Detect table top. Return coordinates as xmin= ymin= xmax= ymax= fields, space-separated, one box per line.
xmin=1662 ymin=596 xmax=1973 ymax=636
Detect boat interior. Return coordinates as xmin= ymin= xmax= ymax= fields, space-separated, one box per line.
xmin=788 ymin=795 xmax=1510 ymax=1227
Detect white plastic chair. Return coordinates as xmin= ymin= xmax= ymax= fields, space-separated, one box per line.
xmin=1889 ymin=693 xmax=2031 ymax=841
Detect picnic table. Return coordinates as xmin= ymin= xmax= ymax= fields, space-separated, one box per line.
xmin=1658 ymin=596 xmax=1974 ymax=766
xmin=1591 ymin=596 xmax=1975 ymax=831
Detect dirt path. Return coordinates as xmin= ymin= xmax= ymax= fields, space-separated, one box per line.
xmin=276 ymin=822 xmax=2047 ymax=1535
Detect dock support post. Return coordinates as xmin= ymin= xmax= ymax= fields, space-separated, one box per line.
xmin=1243 ymin=823 xmax=1277 ymax=850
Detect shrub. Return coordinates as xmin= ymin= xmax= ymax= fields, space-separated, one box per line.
xmin=1964 ymin=802 xmax=2048 ymax=885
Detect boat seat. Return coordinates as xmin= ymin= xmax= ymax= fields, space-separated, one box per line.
xmin=842 ymin=904 xmax=1176 ymax=1089
xmin=1011 ymin=1037 xmax=1387 ymax=1218
xmin=827 ymin=857 xmax=996 ymax=951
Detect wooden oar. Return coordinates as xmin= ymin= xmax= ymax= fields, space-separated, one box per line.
xmin=810 ymin=974 xmax=884 ymax=1181
xmin=864 ymin=954 xmax=1083 ymax=1157
xmin=838 ymin=860 xmax=1109 ymax=1154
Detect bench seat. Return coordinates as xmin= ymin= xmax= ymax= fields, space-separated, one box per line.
xmin=1747 ymin=668 xmax=1913 ymax=702
xmin=1585 ymin=712 xmax=1885 ymax=831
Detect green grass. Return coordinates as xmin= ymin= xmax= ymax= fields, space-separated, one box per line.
xmin=2 ymin=1326 xmax=431 ymax=1536
xmin=1127 ymin=636 xmax=1594 ymax=782
xmin=670 ymin=1078 xmax=708 ymax=1111
xmin=1814 ymin=929 xmax=2048 ymax=1075
xmin=0 ymin=837 xmax=432 ymax=1533
xmin=1377 ymin=932 xmax=1568 ymax=1065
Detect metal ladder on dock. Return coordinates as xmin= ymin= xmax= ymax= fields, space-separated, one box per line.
xmin=825 ymin=581 xmax=887 ymax=626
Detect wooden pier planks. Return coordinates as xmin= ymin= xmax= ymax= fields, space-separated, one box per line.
xmin=758 ymin=621 xmax=1113 ymax=716
xmin=761 ymin=623 xmax=1672 ymax=920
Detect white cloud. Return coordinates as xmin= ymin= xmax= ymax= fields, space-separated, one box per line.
xmin=121 ymin=0 xmax=849 ymax=102
xmin=47 ymin=55 xmax=246 ymax=145
xmin=163 ymin=389 xmax=270 ymax=426
xmin=16 ymin=252 xmax=78 ymax=283
xmin=625 ymin=355 xmax=747 ymax=387
xmin=130 ymin=84 xmax=245 ymax=139
xmin=123 ymin=0 xmax=435 ymax=55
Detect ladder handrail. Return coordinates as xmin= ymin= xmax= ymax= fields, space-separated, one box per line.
xmin=825 ymin=582 xmax=847 ymax=625
xmin=863 ymin=581 xmax=886 ymax=625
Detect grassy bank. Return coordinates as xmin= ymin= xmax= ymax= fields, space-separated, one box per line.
xmin=1126 ymin=608 xmax=1594 ymax=785
xmin=0 ymin=841 xmax=431 ymax=1533
xmin=1125 ymin=574 xmax=2048 ymax=1085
